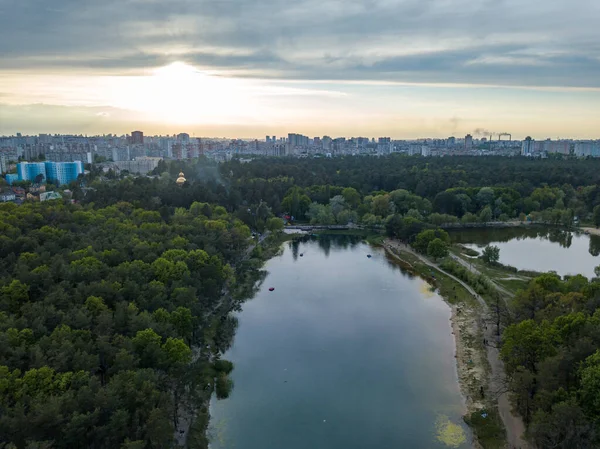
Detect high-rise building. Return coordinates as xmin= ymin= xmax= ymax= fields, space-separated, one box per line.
xmin=521 ymin=137 xmax=534 ymax=156
xmin=17 ymin=162 xmax=46 ymax=182
xmin=574 ymin=142 xmax=600 ymax=157
xmin=44 ymin=161 xmax=84 ymax=185
xmin=131 ymin=131 xmax=144 ymax=145
xmin=5 ymin=174 xmax=19 ymax=185
xmin=112 ymin=147 xmax=131 ymax=161
xmin=447 ymin=137 xmax=456 ymax=147
xmin=177 ymin=133 xmax=190 ymax=143
xmin=357 ymin=137 xmax=369 ymax=147
xmin=544 ymin=140 xmax=570 ymax=155
xmin=464 ymin=134 xmax=473 ymax=150
xmin=15 ymin=161 xmax=84 ymax=185
xmin=288 ymin=133 xmax=309 ymax=147
xmin=114 ymin=157 xmax=162 ymax=174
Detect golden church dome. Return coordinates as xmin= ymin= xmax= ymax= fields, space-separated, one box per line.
xmin=176 ymin=171 xmax=186 ymax=185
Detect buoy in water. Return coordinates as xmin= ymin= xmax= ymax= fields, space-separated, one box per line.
xmin=269 ymin=287 xmax=275 ymax=291
xmin=300 ymin=253 xmax=304 ymax=257
xmin=367 ymin=254 xmax=372 ymax=258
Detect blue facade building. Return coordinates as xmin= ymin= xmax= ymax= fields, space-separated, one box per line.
xmin=5 ymin=174 xmax=19 ymax=185
xmin=45 ymin=161 xmax=84 ymax=185
xmin=14 ymin=161 xmax=84 ymax=186
xmin=17 ymin=162 xmax=46 ymax=182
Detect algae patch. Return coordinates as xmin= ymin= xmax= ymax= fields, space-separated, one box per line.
xmin=435 ymin=415 xmax=467 ymax=447
xmin=419 ymin=280 xmax=436 ymax=298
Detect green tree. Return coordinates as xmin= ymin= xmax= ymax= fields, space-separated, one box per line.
xmin=461 ymin=212 xmax=478 ymax=224
xmin=476 ymin=187 xmax=495 ymax=208
xmin=501 ymin=320 xmax=557 ymax=375
xmin=428 ymin=213 xmax=458 ymax=226
xmin=162 ymin=337 xmax=192 ymax=368
xmin=593 ymin=205 xmax=600 ymax=228
xmin=479 ymin=206 xmax=493 ymax=223
xmin=579 ymin=350 xmax=600 ymax=417
xmin=85 ymin=295 xmax=108 ymax=315
xmin=329 ymin=195 xmax=347 ymax=220
xmin=145 ymin=408 xmax=173 ymax=449
xmin=413 ymin=228 xmax=450 ymax=253
xmin=281 ymin=187 xmax=311 ymax=220
xmin=0 ymin=280 xmax=30 ymax=313
xmin=170 ymin=307 xmax=193 ymax=342
xmin=371 ymin=194 xmax=394 ymax=218
xmin=306 ymin=203 xmax=335 ymax=225
xmin=341 ymin=187 xmax=361 ymax=208
xmin=529 ymin=399 xmax=595 ymax=449
xmin=132 ymin=329 xmax=163 ymax=367
xmin=481 ymin=245 xmax=500 ymax=265
xmin=427 ymin=238 xmax=449 ymax=260
xmin=266 ymin=217 xmax=284 ymax=233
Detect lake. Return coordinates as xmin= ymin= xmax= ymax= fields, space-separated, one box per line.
xmin=450 ymin=226 xmax=600 ymax=278
xmin=209 ymin=236 xmax=471 ymax=449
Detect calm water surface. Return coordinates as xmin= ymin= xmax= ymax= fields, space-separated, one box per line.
xmin=209 ymin=236 xmax=470 ymax=449
xmin=450 ymin=227 xmax=600 ymax=278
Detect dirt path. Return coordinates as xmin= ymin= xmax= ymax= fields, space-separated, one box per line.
xmin=449 ymin=254 xmax=515 ymax=299
xmin=384 ymin=240 xmax=529 ymax=449
xmin=580 ymin=226 xmax=600 ymax=236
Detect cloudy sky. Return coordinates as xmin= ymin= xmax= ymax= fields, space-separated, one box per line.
xmin=1 ymin=0 xmax=599 ymax=138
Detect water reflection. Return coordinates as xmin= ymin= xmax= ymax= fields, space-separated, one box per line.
xmin=210 ymin=236 xmax=470 ymax=449
xmin=589 ymin=235 xmax=600 ymax=257
xmin=290 ymin=234 xmax=364 ymax=259
xmin=547 ymin=229 xmax=573 ymax=248
xmin=450 ymin=226 xmax=599 ymax=278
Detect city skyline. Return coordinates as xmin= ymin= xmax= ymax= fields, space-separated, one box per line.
xmin=1 ymin=0 xmax=600 ymax=138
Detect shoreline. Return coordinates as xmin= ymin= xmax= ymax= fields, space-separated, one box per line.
xmin=579 ymin=226 xmax=600 ymax=236
xmin=381 ymin=239 xmax=510 ymax=449
xmin=183 ymin=233 xmax=297 ymax=448
xmin=196 ymin=234 xmax=515 ymax=449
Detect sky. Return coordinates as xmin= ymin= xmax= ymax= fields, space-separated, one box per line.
xmin=1 ymin=0 xmax=599 ymax=139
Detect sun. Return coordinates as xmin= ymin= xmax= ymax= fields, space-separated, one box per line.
xmin=152 ymin=61 xmax=200 ymax=78
xmin=106 ymin=61 xmax=254 ymax=125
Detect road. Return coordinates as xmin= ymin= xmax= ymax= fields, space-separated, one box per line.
xmin=384 ymin=240 xmax=529 ymax=449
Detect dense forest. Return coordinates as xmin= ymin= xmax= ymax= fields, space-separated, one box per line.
xmin=0 ymin=198 xmax=252 ymax=447
xmin=502 ymin=274 xmax=600 ymax=447
xmin=3 ymin=154 xmax=600 ymax=447
xmin=87 ymin=155 xmax=600 ymax=237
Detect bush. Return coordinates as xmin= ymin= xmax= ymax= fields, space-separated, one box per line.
xmin=481 ymin=245 xmax=500 ymax=265
xmin=216 ymin=372 xmax=234 ymax=399
xmin=440 ymin=259 xmax=495 ymax=296
xmin=464 ymin=408 xmax=505 ymax=449
xmin=214 ymin=359 xmax=234 ymax=374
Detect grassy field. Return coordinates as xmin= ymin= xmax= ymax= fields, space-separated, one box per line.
xmin=450 ymin=246 xmax=531 ymax=296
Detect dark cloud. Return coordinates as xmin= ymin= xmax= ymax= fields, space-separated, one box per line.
xmin=1 ymin=0 xmax=599 ymax=87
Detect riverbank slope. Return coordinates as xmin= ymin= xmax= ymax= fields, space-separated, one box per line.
xmin=382 ymin=239 xmax=528 ymax=449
